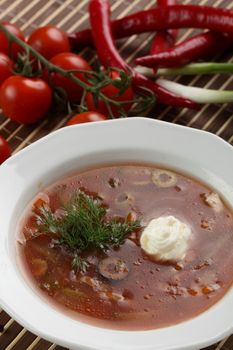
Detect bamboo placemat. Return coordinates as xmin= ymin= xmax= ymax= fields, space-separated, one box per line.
xmin=0 ymin=0 xmax=233 ymax=349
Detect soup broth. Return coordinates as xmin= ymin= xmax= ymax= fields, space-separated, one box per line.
xmin=17 ymin=165 xmax=233 ymax=330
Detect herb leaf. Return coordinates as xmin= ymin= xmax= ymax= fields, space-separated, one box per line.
xmin=36 ymin=190 xmax=141 ymax=271
xmin=72 ymin=255 xmax=90 ymax=273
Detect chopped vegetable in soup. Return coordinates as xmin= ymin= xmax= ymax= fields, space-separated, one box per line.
xmin=17 ymin=165 xmax=233 ymax=330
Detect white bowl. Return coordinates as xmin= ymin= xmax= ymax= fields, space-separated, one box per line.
xmin=0 ymin=117 xmax=233 ymax=350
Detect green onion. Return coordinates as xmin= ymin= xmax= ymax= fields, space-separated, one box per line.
xmin=156 ymin=79 xmax=233 ymax=104
xmin=136 ymin=63 xmax=233 ymax=77
xmin=157 ymin=63 xmax=233 ymax=76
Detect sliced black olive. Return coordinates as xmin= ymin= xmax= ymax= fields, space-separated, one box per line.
xmin=152 ymin=170 xmax=177 ymax=188
xmin=98 ymin=257 xmax=129 ymax=281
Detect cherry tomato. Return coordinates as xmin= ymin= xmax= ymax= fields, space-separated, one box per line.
xmin=27 ymin=26 xmax=70 ymax=60
xmin=48 ymin=53 xmax=91 ymax=103
xmin=0 ymin=22 xmax=25 ymax=59
xmin=86 ymin=71 xmax=134 ymax=118
xmin=0 ymin=53 xmax=13 ymax=86
xmin=0 ymin=135 xmax=11 ymax=164
xmin=0 ymin=76 xmax=52 ymax=124
xmin=67 ymin=111 xmax=107 ymax=126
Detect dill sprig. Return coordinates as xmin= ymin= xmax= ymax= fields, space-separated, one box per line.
xmin=72 ymin=255 xmax=90 ymax=273
xmin=36 ymin=190 xmax=141 ymax=271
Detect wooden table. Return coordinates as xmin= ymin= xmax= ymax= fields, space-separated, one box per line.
xmin=0 ymin=0 xmax=233 ymax=349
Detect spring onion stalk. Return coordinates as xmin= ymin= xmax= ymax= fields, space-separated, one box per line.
xmin=156 ymin=78 xmax=233 ymax=104
xmin=157 ymin=63 xmax=233 ymax=76
xmin=135 ymin=66 xmax=154 ymax=78
xmin=136 ymin=63 xmax=233 ymax=77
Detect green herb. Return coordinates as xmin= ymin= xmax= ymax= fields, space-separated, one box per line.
xmin=72 ymin=255 xmax=89 ymax=273
xmin=36 ymin=191 xmax=141 ymax=271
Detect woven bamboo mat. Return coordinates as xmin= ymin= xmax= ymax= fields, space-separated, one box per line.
xmin=0 ymin=0 xmax=233 ymax=349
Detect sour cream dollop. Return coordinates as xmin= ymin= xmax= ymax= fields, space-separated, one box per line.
xmin=140 ymin=216 xmax=191 ymax=262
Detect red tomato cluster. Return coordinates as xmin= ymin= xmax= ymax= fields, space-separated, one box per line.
xmin=0 ymin=23 xmax=78 ymax=125
xmin=0 ymin=22 xmax=134 ymax=162
xmin=0 ymin=22 xmax=134 ymax=122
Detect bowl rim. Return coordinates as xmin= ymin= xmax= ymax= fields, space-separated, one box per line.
xmin=0 ymin=117 xmax=233 ymax=350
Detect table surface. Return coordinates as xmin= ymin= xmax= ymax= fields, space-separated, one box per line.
xmin=0 ymin=0 xmax=233 ymax=349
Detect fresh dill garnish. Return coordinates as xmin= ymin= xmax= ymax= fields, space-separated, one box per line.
xmin=36 ymin=190 xmax=141 ymax=272
xmin=72 ymin=255 xmax=90 ymax=273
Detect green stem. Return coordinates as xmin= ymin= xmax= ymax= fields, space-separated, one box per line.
xmin=157 ymin=63 xmax=233 ymax=76
xmin=79 ymin=90 xmax=88 ymax=113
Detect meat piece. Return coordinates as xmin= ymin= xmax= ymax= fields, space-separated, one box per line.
xmin=200 ymin=192 xmax=223 ymax=212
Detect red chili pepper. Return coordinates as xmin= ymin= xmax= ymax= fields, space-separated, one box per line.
xmin=115 ymin=5 xmax=233 ymax=35
xmin=136 ymin=31 xmax=233 ymax=68
xmin=69 ymin=5 xmax=233 ymax=49
xmin=89 ymin=0 xmax=127 ymax=70
xmin=150 ymin=0 xmax=178 ymax=55
xmin=68 ymin=29 xmax=92 ymax=49
xmin=89 ymin=0 xmax=197 ymax=109
xmin=132 ymin=73 xmax=193 ymax=107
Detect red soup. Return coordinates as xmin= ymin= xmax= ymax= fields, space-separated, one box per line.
xmin=17 ymin=164 xmax=233 ymax=330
